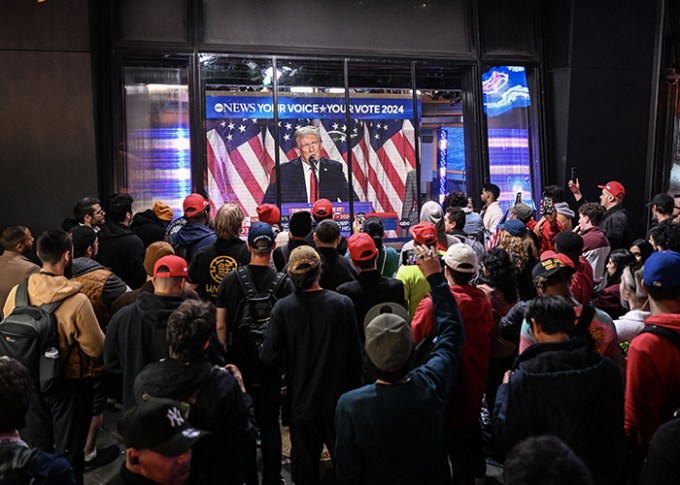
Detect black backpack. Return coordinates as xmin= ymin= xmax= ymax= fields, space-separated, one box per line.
xmin=232 ymin=267 xmax=285 ymax=353
xmin=0 ymin=279 xmax=67 ymax=392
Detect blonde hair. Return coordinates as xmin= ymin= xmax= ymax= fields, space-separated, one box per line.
xmin=621 ymin=265 xmax=648 ymax=302
xmin=499 ymin=231 xmax=537 ymax=273
xmin=214 ymin=203 xmax=244 ymax=240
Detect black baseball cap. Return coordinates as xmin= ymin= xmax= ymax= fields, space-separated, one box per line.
xmin=648 ymin=193 xmax=674 ymax=213
xmin=117 ymin=398 xmax=209 ymax=456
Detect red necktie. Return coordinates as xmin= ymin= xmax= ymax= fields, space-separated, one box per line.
xmin=309 ymin=169 xmax=317 ymax=203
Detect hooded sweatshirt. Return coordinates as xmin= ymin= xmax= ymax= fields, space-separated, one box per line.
xmin=103 ymin=291 xmax=185 ymax=408
xmin=96 ymin=222 xmax=146 ymax=290
xmin=555 ymin=201 xmax=575 ymax=231
xmin=130 ymin=209 xmax=168 ymax=248
xmin=493 ymin=339 xmax=625 ymax=484
xmin=3 ymin=272 xmax=104 ymax=379
xmin=494 ymin=338 xmax=625 ymax=484
xmin=134 ymin=358 xmax=255 ymax=484
xmin=399 ymin=201 xmax=458 ymax=260
xmin=412 ymin=283 xmax=495 ymax=425
xmin=170 ymin=223 xmax=217 ymax=264
xmin=625 ymin=313 xmax=680 ymax=456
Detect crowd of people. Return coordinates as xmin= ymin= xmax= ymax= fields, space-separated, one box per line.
xmin=1 ymin=168 xmax=680 ymax=485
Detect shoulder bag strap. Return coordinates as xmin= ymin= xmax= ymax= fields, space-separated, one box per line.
xmin=268 ymin=272 xmax=286 ymax=296
xmin=640 ymin=324 xmax=680 ymax=353
xmin=15 ymin=278 xmax=30 ymax=307
xmin=236 ymin=266 xmax=257 ymax=299
xmin=573 ymin=305 xmax=596 ymax=337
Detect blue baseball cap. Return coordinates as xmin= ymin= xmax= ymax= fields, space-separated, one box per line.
xmin=498 ymin=218 xmax=527 ymax=237
xmin=248 ymin=222 xmax=275 ymax=251
xmin=643 ymin=250 xmax=680 ymax=288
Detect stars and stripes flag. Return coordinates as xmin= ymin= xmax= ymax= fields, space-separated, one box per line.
xmin=206 ymin=116 xmax=416 ymax=219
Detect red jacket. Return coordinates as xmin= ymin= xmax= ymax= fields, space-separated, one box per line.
xmin=412 ymin=284 xmax=494 ymax=426
xmin=533 ymin=217 xmax=563 ymax=255
xmin=625 ymin=313 xmax=680 ymax=456
xmin=571 ymin=256 xmax=593 ymax=306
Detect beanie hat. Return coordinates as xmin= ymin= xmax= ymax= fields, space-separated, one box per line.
xmin=144 ymin=241 xmax=175 ymax=276
xmin=152 ymin=201 xmax=174 ymax=222
xmin=256 ymin=204 xmax=281 ymax=225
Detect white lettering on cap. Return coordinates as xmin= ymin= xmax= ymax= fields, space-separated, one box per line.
xmin=167 ymin=407 xmax=185 ymax=428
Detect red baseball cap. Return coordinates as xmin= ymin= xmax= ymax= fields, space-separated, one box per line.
xmin=312 ymin=199 xmax=332 ymax=219
xmin=597 ymin=181 xmax=625 ymax=199
xmin=256 ymin=204 xmax=281 ymax=225
xmin=409 ymin=221 xmax=437 ymax=245
xmin=154 ymin=255 xmax=188 ymax=278
xmin=347 ymin=232 xmax=378 ymax=261
xmin=540 ymin=250 xmax=575 ymax=269
xmin=183 ymin=193 xmax=209 ymax=218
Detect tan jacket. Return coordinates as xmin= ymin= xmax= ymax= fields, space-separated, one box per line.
xmin=3 ymin=272 xmax=105 ymax=379
xmin=0 ymin=251 xmax=40 ymax=318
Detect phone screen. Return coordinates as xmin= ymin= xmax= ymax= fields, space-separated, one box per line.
xmin=403 ymin=250 xmax=417 ymax=266
xmin=542 ymin=196 xmax=554 ymax=215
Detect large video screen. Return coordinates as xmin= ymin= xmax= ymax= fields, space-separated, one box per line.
xmin=205 ymin=93 xmax=418 ymax=236
xmin=482 ymin=66 xmax=536 ymax=212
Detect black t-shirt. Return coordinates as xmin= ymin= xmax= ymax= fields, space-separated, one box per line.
xmin=188 ymin=239 xmax=251 ymax=303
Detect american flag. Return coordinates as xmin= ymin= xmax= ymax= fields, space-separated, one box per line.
xmin=206 ymin=116 xmax=416 ymax=219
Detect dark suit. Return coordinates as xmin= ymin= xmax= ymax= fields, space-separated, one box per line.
xmin=262 ymin=157 xmax=356 ymax=204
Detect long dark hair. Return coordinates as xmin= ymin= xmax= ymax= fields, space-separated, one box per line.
xmin=607 ymin=249 xmax=636 ymax=287
xmin=476 ymin=247 xmax=519 ymax=304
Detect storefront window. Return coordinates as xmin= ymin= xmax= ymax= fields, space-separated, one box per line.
xmin=416 ymin=63 xmax=466 ymax=207
xmin=482 ymin=65 xmax=536 ymax=213
xmin=121 ymin=66 xmax=191 ymax=216
xmin=198 ymin=56 xmax=480 ymax=240
xmin=203 ymin=57 xmax=274 ymax=229
xmin=346 ymin=61 xmax=415 ymax=239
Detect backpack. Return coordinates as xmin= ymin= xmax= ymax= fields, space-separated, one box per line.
xmin=232 ymin=267 xmax=285 ymax=353
xmin=0 ymin=279 xmax=70 ymax=392
xmin=0 ymin=444 xmax=42 ymax=485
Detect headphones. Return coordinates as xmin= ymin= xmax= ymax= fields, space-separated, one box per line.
xmin=130 ymin=456 xmax=140 ymax=465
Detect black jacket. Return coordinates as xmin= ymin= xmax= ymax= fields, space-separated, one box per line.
xmin=493 ymin=338 xmax=625 ymax=484
xmin=316 ymin=246 xmax=356 ymax=291
xmin=336 ymin=270 xmax=405 ymax=340
xmin=273 ymin=239 xmax=309 ymax=272
xmin=96 ymin=222 xmax=146 ymax=290
xmin=130 ymin=210 xmax=168 ymax=248
xmin=305 ymin=229 xmax=349 ymax=257
xmin=134 ymin=358 xmax=256 ymax=485
xmin=261 ymin=289 xmax=362 ymax=422
xmin=600 ymin=204 xmax=630 ymax=251
xmin=104 ymin=292 xmax=185 ymax=409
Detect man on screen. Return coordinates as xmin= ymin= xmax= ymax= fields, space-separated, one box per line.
xmin=262 ymin=125 xmax=356 ymax=204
